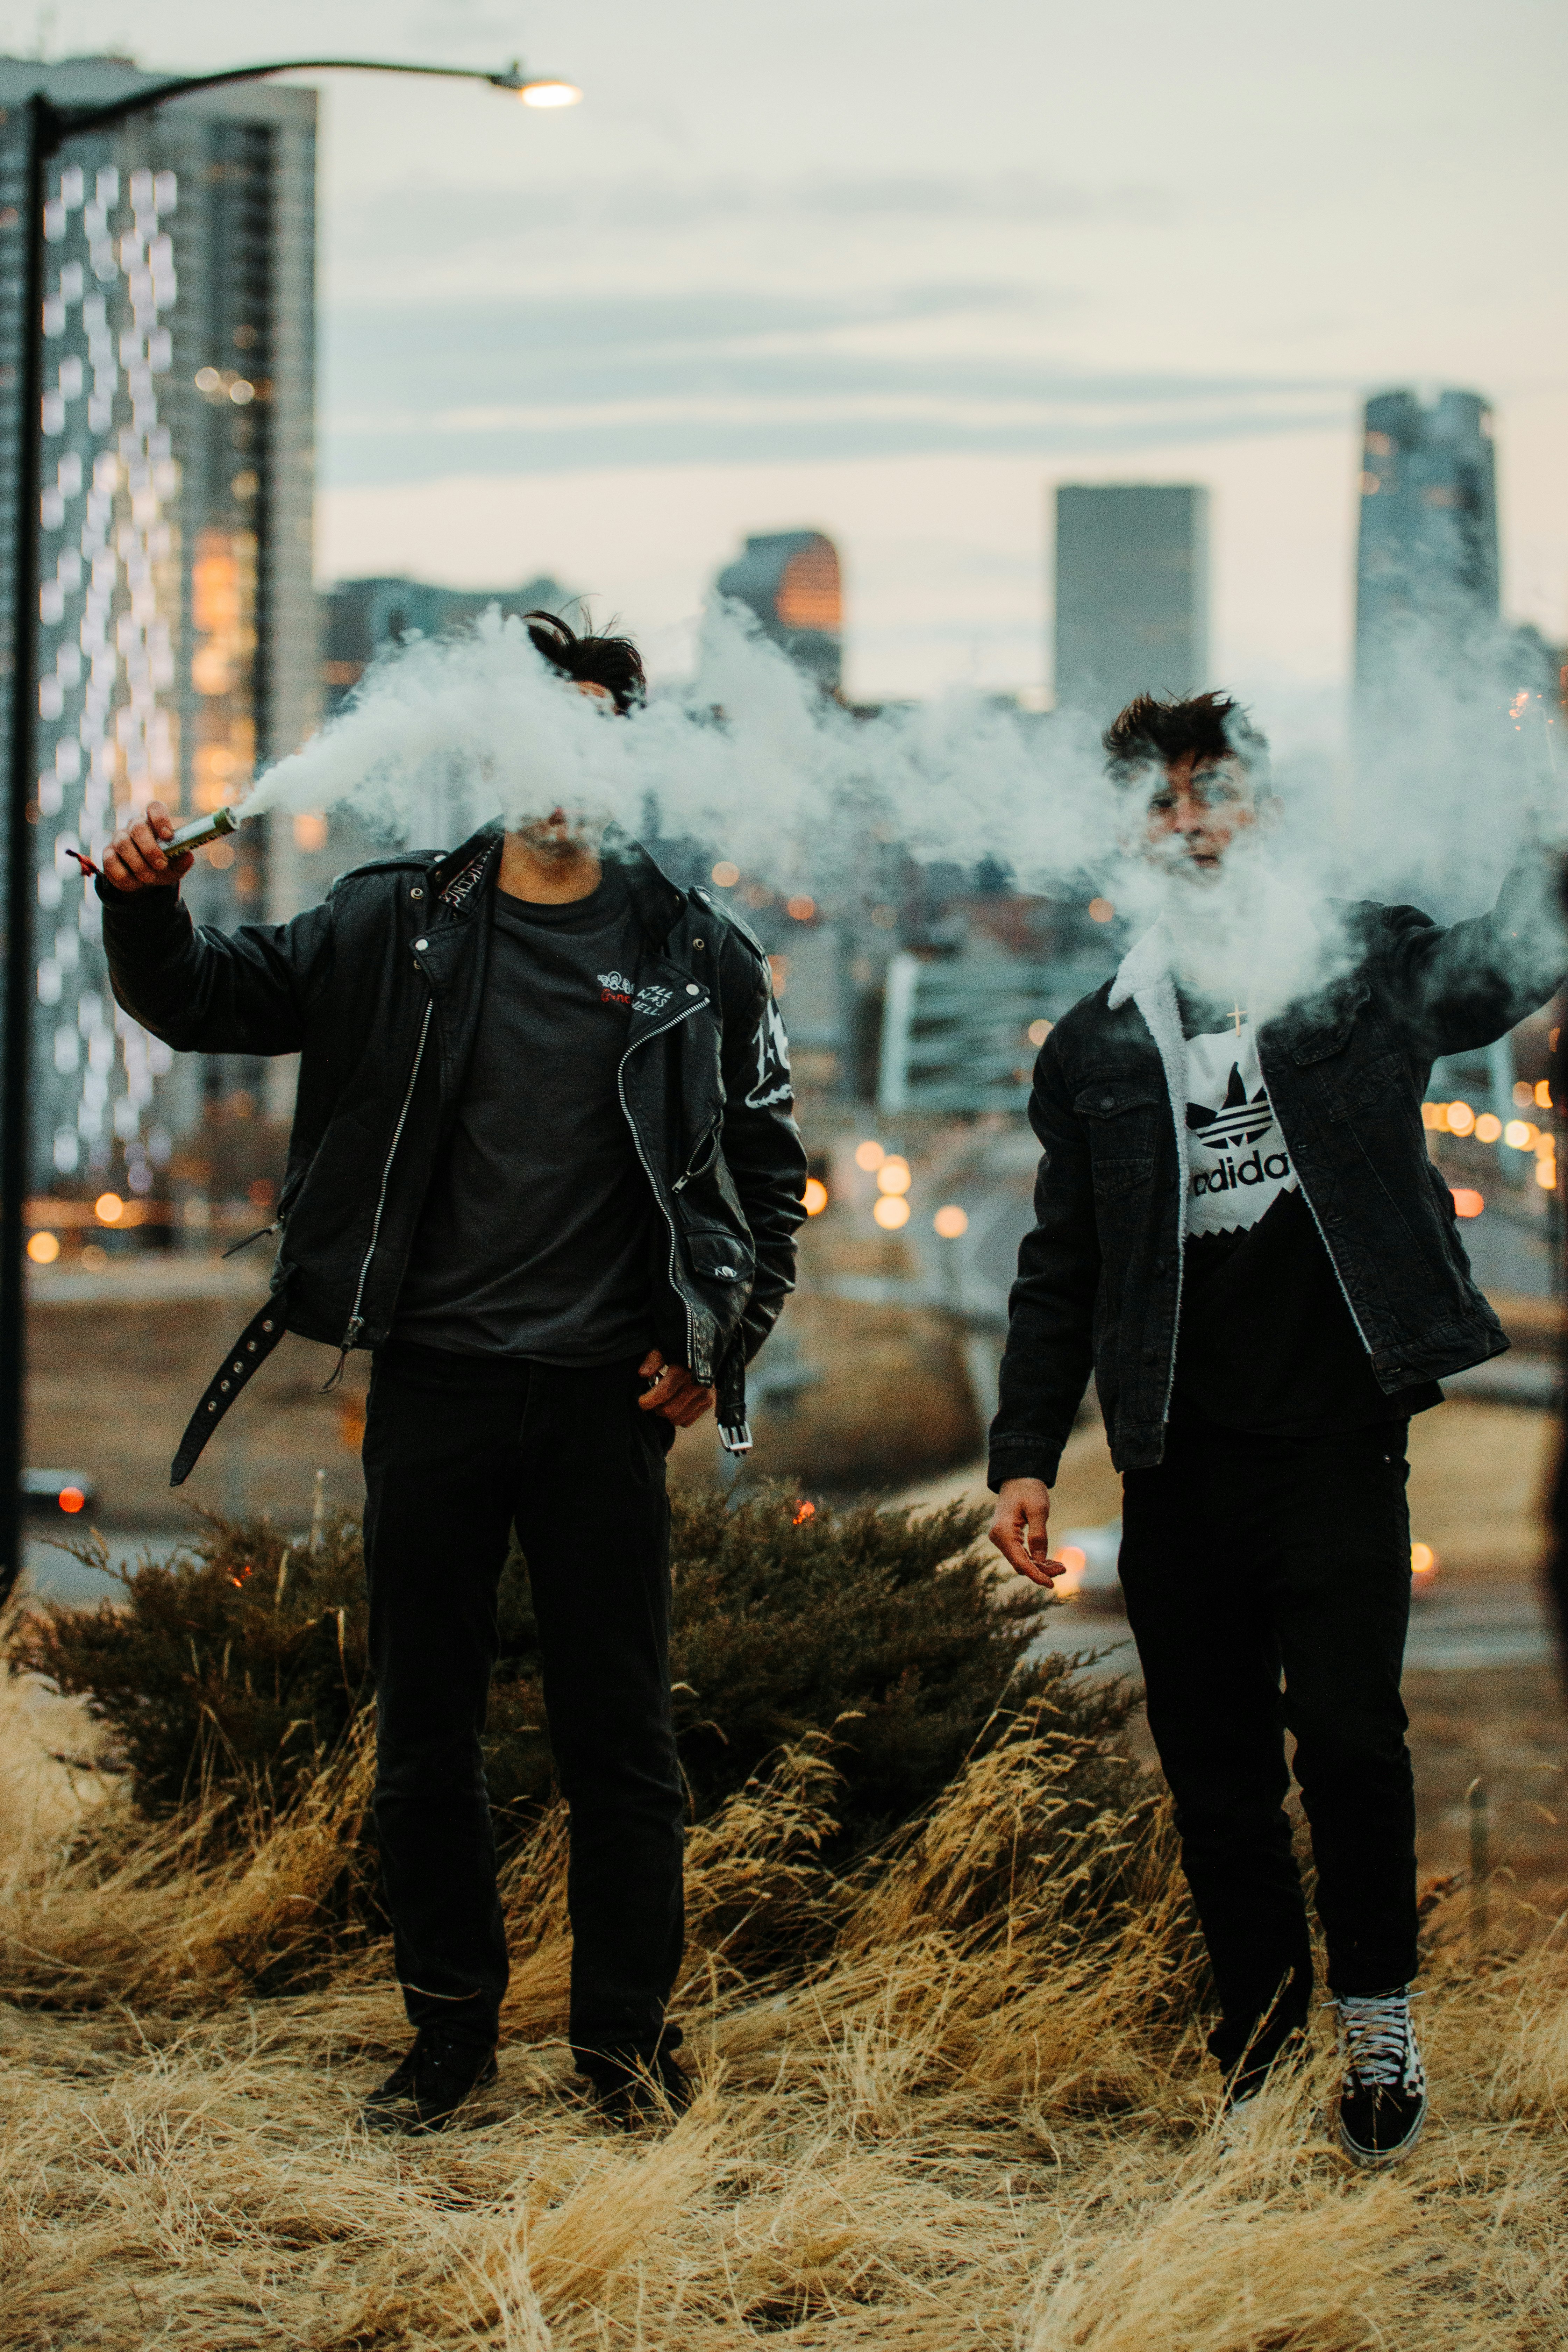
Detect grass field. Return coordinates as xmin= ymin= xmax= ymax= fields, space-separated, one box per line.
xmin=6 ymin=1637 xmax=1568 ymax=2352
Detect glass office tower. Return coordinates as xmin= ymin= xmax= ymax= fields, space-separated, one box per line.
xmin=0 ymin=55 xmax=316 ymax=1200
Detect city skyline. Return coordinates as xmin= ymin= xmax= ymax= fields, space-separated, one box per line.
xmin=0 ymin=0 xmax=1557 ymax=713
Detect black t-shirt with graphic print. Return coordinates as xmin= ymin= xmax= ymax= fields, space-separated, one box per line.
xmin=1169 ymin=986 xmax=1441 ymax=1440
xmin=392 ymin=864 xmax=655 ymax=1364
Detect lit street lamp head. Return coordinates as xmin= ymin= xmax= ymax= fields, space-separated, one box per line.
xmin=489 ymin=60 xmax=583 ymax=107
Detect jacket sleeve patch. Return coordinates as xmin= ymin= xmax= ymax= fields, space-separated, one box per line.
xmin=746 ymin=993 xmax=793 ymax=1109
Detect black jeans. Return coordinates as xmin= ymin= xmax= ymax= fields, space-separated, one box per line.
xmin=361 ymin=1342 xmax=685 ymax=2079
xmin=1120 ymin=1420 xmax=1418 ymax=2074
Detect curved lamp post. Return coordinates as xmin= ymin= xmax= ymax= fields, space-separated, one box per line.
xmin=0 ymin=57 xmax=580 ymax=1599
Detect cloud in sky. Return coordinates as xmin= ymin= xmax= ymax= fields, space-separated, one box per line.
xmin=321 ymin=277 xmax=1346 ymax=483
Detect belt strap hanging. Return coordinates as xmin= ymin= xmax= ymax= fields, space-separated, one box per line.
xmin=171 ymin=1291 xmax=292 ymax=1486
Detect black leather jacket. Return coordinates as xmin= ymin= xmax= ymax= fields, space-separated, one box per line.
xmin=988 ymin=859 xmax=1567 ymax=1490
xmin=99 ymin=826 xmax=807 ymax=1482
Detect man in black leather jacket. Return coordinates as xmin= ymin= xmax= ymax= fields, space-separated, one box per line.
xmin=99 ymin=615 xmax=807 ymax=2130
xmin=987 ymin=690 xmax=1565 ymax=2169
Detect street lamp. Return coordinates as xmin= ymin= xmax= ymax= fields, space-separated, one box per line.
xmin=0 ymin=56 xmax=580 ymax=1601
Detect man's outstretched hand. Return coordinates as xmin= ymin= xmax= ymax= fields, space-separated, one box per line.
xmin=101 ymin=799 xmax=192 ymax=894
xmin=637 ymin=1349 xmax=715 ymax=1428
xmin=988 ymin=1476 xmax=1066 ymax=1587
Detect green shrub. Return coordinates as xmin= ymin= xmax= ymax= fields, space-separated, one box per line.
xmin=13 ymin=1508 xmax=369 ymax=1816
xmin=14 ymin=1486 xmax=1135 ymax=1861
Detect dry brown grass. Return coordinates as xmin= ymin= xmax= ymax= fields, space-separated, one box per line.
xmin=4 ymin=1662 xmax=1568 ymax=2350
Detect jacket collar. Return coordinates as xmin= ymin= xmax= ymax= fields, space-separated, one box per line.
xmin=1107 ymin=922 xmax=1189 ymax=1253
xmin=426 ymin=821 xmax=687 ymax=949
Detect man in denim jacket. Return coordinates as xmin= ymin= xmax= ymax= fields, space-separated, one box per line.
xmin=987 ymin=690 xmax=1565 ymax=2166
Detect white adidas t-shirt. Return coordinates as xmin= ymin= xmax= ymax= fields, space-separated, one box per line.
xmin=1183 ymin=1016 xmax=1298 ymax=1237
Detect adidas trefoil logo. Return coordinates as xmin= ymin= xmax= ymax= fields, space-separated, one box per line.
xmin=1186 ymin=1062 xmax=1274 ymax=1152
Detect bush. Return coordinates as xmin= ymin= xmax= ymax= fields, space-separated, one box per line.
xmin=13 ymin=1486 xmax=1135 ymax=1862
xmin=13 ymin=1508 xmax=369 ymax=1816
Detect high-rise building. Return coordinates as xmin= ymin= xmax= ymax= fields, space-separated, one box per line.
xmin=0 ymin=55 xmax=317 ymax=1197
xmin=715 ymin=530 xmax=842 ymax=694
xmin=1354 ymin=388 xmax=1499 ymax=724
xmin=1052 ymin=484 xmax=1210 ymax=722
xmin=321 ymin=573 xmax=575 ymax=719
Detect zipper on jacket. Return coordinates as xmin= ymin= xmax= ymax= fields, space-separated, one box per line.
xmin=618 ymin=995 xmax=709 ymax=1375
xmin=332 ymin=999 xmax=433 ymax=1374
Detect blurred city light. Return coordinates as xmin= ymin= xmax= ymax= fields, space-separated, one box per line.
xmin=1447 ymin=1101 xmax=1476 ymax=1135
xmin=1503 ymin=1120 xmax=1535 ymax=1149
xmin=933 ymin=1204 xmax=968 ymax=1238
xmin=1411 ymin=1541 xmax=1438 ymax=1581
xmin=26 ymin=1232 xmax=58 ymax=1264
xmin=1088 ymin=899 xmax=1116 ymax=924
xmin=1452 ymin=1189 xmax=1485 ymax=1218
xmin=517 ymin=78 xmax=581 ymax=107
xmin=711 ymin=861 xmax=740 ymax=887
xmin=1536 ymin=1160 xmax=1557 ymax=1190
xmin=785 ymin=895 xmax=816 ymax=921
xmin=94 ymin=1192 xmax=124 ymax=1224
xmin=1027 ymin=1018 xmax=1052 ymax=1046
xmin=1474 ymin=1113 xmax=1503 ymax=1143
xmin=854 ymin=1139 xmax=885 ymax=1171
xmin=873 ymin=1195 xmax=910 ymax=1230
xmin=803 ymin=1177 xmax=828 ymax=1215
xmin=876 ymin=1157 xmax=912 ymax=1196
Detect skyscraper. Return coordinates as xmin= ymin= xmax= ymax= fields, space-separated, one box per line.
xmin=715 ymin=530 xmax=842 ymax=694
xmin=0 ymin=55 xmax=317 ymax=1196
xmin=320 ymin=573 xmax=575 ymax=719
xmin=1354 ymin=387 xmax=1499 ymax=723
xmin=1052 ymin=484 xmax=1210 ymax=722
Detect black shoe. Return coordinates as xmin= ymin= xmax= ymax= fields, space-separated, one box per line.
xmin=361 ymin=2030 xmax=499 ymax=2135
xmin=1223 ymin=2026 xmax=1307 ymax=2116
xmin=1335 ymin=1987 xmax=1427 ymax=2169
xmin=589 ymin=2051 xmax=694 ymax=2130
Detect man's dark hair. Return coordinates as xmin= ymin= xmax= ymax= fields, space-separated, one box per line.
xmin=1102 ymin=690 xmax=1271 ymax=787
xmin=525 ymin=609 xmax=646 ymax=714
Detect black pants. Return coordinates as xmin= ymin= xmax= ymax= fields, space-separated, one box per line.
xmin=361 ymin=1342 xmax=684 ymax=2079
xmin=1120 ymin=1420 xmax=1418 ymax=2074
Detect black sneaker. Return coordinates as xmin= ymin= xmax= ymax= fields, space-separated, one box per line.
xmin=589 ymin=2051 xmax=694 ymax=2130
xmin=1223 ymin=2026 xmax=1307 ymax=2117
xmin=361 ymin=2030 xmax=499 ymax=2135
xmin=1335 ymin=1987 xmax=1427 ymax=2168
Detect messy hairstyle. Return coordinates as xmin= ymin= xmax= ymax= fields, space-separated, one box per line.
xmin=1102 ymin=691 xmax=1271 ymax=788
xmin=525 ymin=609 xmax=647 ymax=714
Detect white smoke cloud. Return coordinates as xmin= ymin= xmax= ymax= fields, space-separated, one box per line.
xmin=235 ymin=601 xmax=1565 ymax=1011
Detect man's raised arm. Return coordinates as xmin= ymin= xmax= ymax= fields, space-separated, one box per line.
xmin=99 ymin=798 xmax=333 ymax=1058
xmin=1381 ymin=848 xmax=1568 ymax=1060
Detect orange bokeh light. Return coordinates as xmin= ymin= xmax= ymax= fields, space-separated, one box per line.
xmin=1451 ymin=1189 xmax=1485 ymax=1218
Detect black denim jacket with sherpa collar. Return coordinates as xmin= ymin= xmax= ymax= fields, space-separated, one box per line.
xmin=987 ymin=855 xmax=1568 ymax=1491
xmin=99 ymin=825 xmax=807 ymax=1483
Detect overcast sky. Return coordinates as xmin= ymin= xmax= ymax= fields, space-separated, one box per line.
xmin=3 ymin=0 xmax=1564 ymax=711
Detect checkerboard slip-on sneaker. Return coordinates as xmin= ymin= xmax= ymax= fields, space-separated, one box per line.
xmin=1334 ymin=1988 xmax=1427 ymax=2169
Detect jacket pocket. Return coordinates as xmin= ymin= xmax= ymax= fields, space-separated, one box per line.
xmin=1319 ymin=1048 xmax=1404 ymax=1122
xmin=1074 ymin=1078 xmax=1159 ymax=1197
